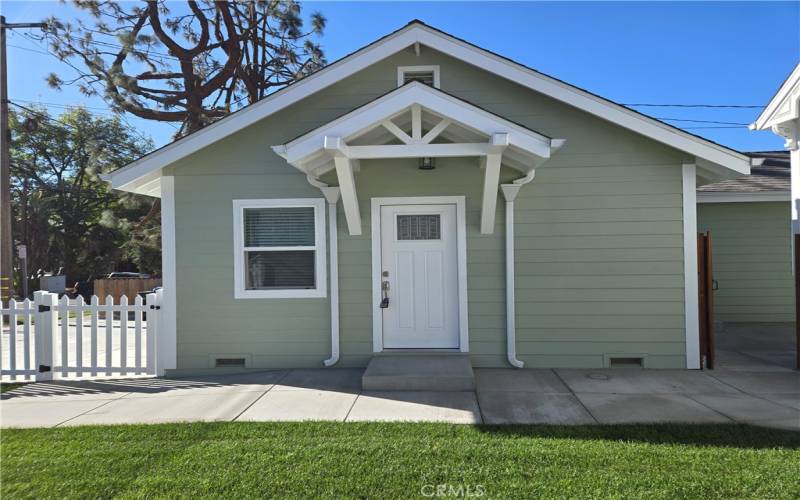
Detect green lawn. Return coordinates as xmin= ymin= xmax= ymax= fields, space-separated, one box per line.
xmin=0 ymin=383 xmax=23 ymax=394
xmin=2 ymin=423 xmax=798 ymax=499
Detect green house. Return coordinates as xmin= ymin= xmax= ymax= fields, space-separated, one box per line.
xmin=697 ymin=151 xmax=793 ymax=324
xmin=104 ymin=21 xmax=757 ymax=375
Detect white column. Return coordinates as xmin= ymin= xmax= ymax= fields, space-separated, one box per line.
xmin=682 ymin=164 xmax=700 ymax=369
xmin=158 ymin=176 xmax=177 ymax=376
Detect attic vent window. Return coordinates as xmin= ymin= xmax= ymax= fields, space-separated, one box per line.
xmin=397 ymin=65 xmax=440 ymax=88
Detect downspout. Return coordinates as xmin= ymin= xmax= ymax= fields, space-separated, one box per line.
xmin=307 ymin=175 xmax=342 ymax=367
xmin=500 ymin=170 xmax=536 ymax=369
xmin=322 ymin=186 xmax=341 ymax=367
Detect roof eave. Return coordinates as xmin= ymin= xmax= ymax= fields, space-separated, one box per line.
xmin=106 ymin=19 xmax=752 ymax=188
xmin=752 ymin=62 xmax=800 ymax=131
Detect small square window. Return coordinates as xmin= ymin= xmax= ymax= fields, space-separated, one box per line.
xmin=233 ymin=199 xmax=327 ymax=299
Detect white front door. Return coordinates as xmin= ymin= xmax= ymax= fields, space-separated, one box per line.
xmin=380 ymin=203 xmax=460 ymax=349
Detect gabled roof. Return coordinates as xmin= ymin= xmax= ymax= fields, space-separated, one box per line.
xmin=752 ymin=63 xmax=800 ymax=131
xmin=698 ymin=151 xmax=789 ymax=195
xmin=272 ymin=81 xmax=563 ymax=177
xmin=105 ymin=20 xmax=753 ymax=196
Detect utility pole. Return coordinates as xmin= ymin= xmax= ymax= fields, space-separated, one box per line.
xmin=1 ymin=16 xmax=47 ymax=300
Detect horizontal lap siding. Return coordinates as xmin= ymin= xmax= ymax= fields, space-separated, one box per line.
xmin=168 ymin=46 xmax=690 ymax=370
xmin=698 ymin=202 xmax=794 ymax=323
xmin=435 ymin=50 xmax=689 ymax=368
xmin=511 ymin=160 xmax=686 ymax=369
xmin=323 ymin=158 xmax=512 ymax=367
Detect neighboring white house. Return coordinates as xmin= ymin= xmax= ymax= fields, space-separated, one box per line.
xmin=751 ymin=63 xmax=800 ymax=236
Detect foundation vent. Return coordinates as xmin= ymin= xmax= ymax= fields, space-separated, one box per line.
xmin=608 ymin=357 xmax=644 ymax=368
xmin=214 ymin=357 xmax=246 ymax=368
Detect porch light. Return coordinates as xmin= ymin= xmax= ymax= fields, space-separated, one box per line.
xmin=418 ymin=157 xmax=436 ymax=170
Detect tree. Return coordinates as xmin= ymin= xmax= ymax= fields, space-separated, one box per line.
xmin=9 ymin=107 xmax=157 ymax=287
xmin=41 ymin=0 xmax=326 ymax=135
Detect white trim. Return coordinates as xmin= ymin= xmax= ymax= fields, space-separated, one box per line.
xmin=421 ymin=118 xmax=451 ymax=144
xmin=696 ymin=191 xmax=790 ymax=203
xmin=397 ymin=65 xmax=441 ymax=88
xmin=480 ymin=150 xmax=504 ymax=234
xmin=381 ymin=119 xmax=413 ymax=144
xmin=105 ymin=22 xmax=751 ymax=196
xmin=276 ymin=82 xmax=555 ymax=168
xmin=158 ymin=176 xmax=177 ymax=376
xmin=336 ymin=142 xmax=498 ymax=160
xmin=370 ymin=196 xmax=468 ymax=353
xmin=682 ymin=164 xmax=700 ymax=370
xmin=409 ymin=26 xmax=750 ymax=173
xmin=753 ymin=63 xmax=800 ymax=130
xmin=232 ymin=198 xmax=327 ymax=299
xmin=330 ymin=153 xmax=362 ymax=235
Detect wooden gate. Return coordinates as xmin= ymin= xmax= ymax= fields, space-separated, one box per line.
xmin=698 ymin=231 xmax=714 ymax=369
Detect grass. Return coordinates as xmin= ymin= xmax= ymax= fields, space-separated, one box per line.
xmin=0 ymin=383 xmax=23 ymax=394
xmin=1 ymin=423 xmax=798 ymax=499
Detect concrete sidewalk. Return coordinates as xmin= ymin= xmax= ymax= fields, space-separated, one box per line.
xmin=1 ymin=368 xmax=798 ymax=429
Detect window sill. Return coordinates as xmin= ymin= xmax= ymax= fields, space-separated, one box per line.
xmin=234 ymin=288 xmax=327 ymax=299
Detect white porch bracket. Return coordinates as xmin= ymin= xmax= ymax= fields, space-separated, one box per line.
xmin=324 ymin=136 xmax=362 ymax=235
xmin=480 ymin=133 xmax=509 ymax=234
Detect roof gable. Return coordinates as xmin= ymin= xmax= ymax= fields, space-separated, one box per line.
xmin=272 ymin=81 xmax=563 ymax=176
xmin=106 ymin=20 xmax=752 ymax=196
xmin=752 ymin=63 xmax=800 ymax=132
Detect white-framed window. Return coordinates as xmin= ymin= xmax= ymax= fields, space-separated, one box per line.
xmin=397 ymin=65 xmax=440 ymax=88
xmin=233 ymin=198 xmax=327 ymax=299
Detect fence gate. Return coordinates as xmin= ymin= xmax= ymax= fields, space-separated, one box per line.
xmin=698 ymin=231 xmax=714 ymax=369
xmin=1 ymin=290 xmax=162 ymax=382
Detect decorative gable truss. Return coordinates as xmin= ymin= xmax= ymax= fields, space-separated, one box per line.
xmin=273 ymin=82 xmax=565 ymax=235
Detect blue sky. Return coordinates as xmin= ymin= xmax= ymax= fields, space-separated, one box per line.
xmin=2 ymin=1 xmax=799 ymax=151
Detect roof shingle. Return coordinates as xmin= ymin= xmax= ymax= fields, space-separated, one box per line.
xmin=698 ymin=151 xmax=789 ymax=193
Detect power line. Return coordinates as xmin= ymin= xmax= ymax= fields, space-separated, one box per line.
xmin=680 ymin=126 xmax=744 ymax=130
xmin=7 ymin=43 xmax=50 ymax=56
xmin=13 ymin=98 xmax=116 ymax=113
xmin=22 ymin=30 xmax=184 ymax=63
xmin=655 ymin=117 xmax=750 ymax=126
xmin=7 ymin=100 xmax=156 ymax=141
xmin=10 ymin=99 xmax=179 ymax=138
xmin=624 ymin=103 xmax=764 ymax=109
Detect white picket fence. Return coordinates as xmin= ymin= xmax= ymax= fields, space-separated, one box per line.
xmin=1 ymin=290 xmax=163 ymax=382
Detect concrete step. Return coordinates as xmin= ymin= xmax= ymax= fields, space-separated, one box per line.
xmin=362 ymin=354 xmax=475 ymax=391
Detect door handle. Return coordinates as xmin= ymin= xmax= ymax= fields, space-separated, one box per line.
xmin=380 ymin=280 xmax=390 ymax=308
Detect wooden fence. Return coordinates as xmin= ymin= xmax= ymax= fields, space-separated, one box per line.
xmin=94 ymin=278 xmax=162 ymax=303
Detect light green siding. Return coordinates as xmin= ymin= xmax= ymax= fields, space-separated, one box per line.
xmin=167 ymin=46 xmax=691 ymax=371
xmin=698 ymin=202 xmax=794 ymax=323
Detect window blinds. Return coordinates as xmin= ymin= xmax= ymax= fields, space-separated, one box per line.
xmin=243 ymin=206 xmax=317 ymax=290
xmin=244 ymin=207 xmax=315 ymax=247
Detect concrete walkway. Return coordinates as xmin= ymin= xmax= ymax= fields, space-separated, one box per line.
xmin=2 ymin=368 xmax=798 ymax=429
xmin=715 ymin=322 xmax=796 ymax=372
